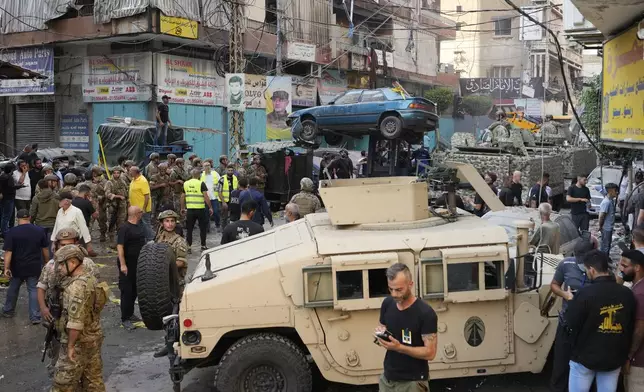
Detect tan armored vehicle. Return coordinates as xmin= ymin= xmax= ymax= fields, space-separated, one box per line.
xmin=136 ymin=162 xmax=560 ymax=392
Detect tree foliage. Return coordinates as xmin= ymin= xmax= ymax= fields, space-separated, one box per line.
xmin=424 ymin=87 xmax=454 ymax=115
xmin=578 ymin=74 xmax=601 ymax=140
xmin=461 ymin=95 xmax=493 ymax=117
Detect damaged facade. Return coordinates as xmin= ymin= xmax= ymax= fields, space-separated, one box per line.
xmin=0 ymin=0 xmax=457 ymax=161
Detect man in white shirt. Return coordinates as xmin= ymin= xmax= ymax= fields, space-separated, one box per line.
xmin=13 ymin=159 xmax=31 ymax=211
xmin=50 ymin=191 xmax=95 ymax=256
xmin=200 ymin=161 xmax=221 ymax=230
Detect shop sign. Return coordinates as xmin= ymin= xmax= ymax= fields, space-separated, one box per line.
xmin=160 ymin=15 xmax=198 ymax=39
xmin=245 ymin=74 xmax=267 ymax=109
xmin=156 ymin=53 xmax=224 ymax=106
xmin=60 ymin=115 xmax=90 ymax=152
xmin=0 ymin=46 xmax=54 ymax=96
xmin=83 ymin=53 xmax=153 ymax=102
xmin=287 ymin=42 xmax=316 ymax=63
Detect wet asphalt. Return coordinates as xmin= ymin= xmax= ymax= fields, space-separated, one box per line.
xmin=0 ymin=218 xmax=551 ymax=392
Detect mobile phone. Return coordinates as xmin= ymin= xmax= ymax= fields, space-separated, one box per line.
xmin=375 ymin=330 xmax=393 ymax=341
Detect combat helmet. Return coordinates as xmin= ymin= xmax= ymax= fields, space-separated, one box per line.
xmin=158 ymin=210 xmax=180 ymax=221
xmin=110 ymin=166 xmax=123 ymax=173
xmin=300 ymin=177 xmax=314 ymax=192
xmin=64 ymin=172 xmax=77 ymax=185
xmin=150 ymin=152 xmax=160 ymax=160
xmin=55 ymin=227 xmax=80 ymax=241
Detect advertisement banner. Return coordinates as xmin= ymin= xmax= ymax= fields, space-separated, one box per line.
xmin=317 ymin=70 xmax=347 ymax=105
xmin=600 ymin=26 xmax=644 ymax=143
xmin=265 ymin=76 xmax=292 ymax=140
xmin=290 ymin=75 xmax=317 ymax=107
xmin=160 ymin=15 xmax=198 ymax=39
xmin=245 ymin=74 xmax=267 ymax=109
xmin=0 ymin=46 xmax=54 ymax=96
xmin=60 ymin=115 xmax=90 ymax=152
xmin=226 ymin=73 xmax=245 ymax=112
xmin=287 ymin=42 xmax=316 ymax=63
xmin=83 ymin=53 xmax=153 ymax=102
xmin=156 ymin=54 xmax=224 ymax=106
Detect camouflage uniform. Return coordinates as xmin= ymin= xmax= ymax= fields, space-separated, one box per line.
xmin=250 ymin=164 xmax=268 ymax=193
xmin=62 ymin=173 xmax=79 ymax=199
xmin=150 ymin=165 xmax=172 ymax=231
xmin=90 ymin=173 xmax=108 ymax=241
xmin=155 ymin=212 xmax=189 ymax=297
xmin=170 ymin=162 xmax=189 ymax=222
xmin=290 ymin=178 xmax=321 ymax=216
xmin=104 ymin=168 xmax=128 ymax=238
xmin=51 ymin=245 xmax=108 ymax=392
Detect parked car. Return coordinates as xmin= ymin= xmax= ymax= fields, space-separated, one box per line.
xmin=287 ymin=88 xmax=438 ymax=146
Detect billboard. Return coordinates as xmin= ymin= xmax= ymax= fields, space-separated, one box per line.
xmin=601 ymin=26 xmax=644 ymax=143
xmin=226 ymin=73 xmax=245 ymax=112
xmin=0 ymin=46 xmax=54 ymax=96
xmin=156 ymin=53 xmax=224 ymax=106
xmin=83 ymin=53 xmax=152 ymax=102
xmin=265 ymin=76 xmax=292 ymax=140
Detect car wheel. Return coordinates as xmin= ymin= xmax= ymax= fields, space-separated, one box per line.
xmin=136 ymin=243 xmax=180 ymax=330
xmin=380 ymin=115 xmax=403 ymax=139
xmin=214 ymin=333 xmax=312 ymax=392
xmin=324 ymin=133 xmax=343 ymax=146
xmin=300 ymin=120 xmax=318 ymax=141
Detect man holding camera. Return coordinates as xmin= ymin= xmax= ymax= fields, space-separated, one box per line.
xmin=374 ymin=263 xmax=438 ymax=391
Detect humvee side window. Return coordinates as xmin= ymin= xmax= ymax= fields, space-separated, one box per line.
xmin=485 ymin=261 xmax=504 ymax=290
xmin=421 ymin=258 xmax=445 ymax=299
xmin=337 ymin=271 xmax=364 ymax=300
xmin=368 ymin=268 xmax=389 ymax=298
xmin=303 ymin=265 xmax=334 ymax=307
xmin=447 ymin=263 xmax=479 ymax=292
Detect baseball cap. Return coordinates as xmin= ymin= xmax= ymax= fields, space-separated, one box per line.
xmin=16 ymin=209 xmax=29 ymax=219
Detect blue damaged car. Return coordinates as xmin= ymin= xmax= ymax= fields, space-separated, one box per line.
xmin=286 ymin=88 xmax=438 ymax=146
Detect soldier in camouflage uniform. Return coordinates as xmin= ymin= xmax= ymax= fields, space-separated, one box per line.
xmin=37 ymin=228 xmax=99 ymax=377
xmin=149 ymin=162 xmax=172 ymax=232
xmin=488 ymin=111 xmax=528 ymax=156
xmin=121 ymin=160 xmax=135 ymax=188
xmin=249 ymin=155 xmax=268 ymax=194
xmin=166 ymin=153 xmax=177 ymax=168
xmin=153 ymin=210 xmax=189 ymax=359
xmin=170 ymin=158 xmax=189 ymax=223
xmin=290 ymin=177 xmax=321 ymax=216
xmin=89 ymin=167 xmax=108 ymax=242
xmin=216 ymin=155 xmax=228 ymax=176
xmin=61 ymin=173 xmax=79 ymax=199
xmin=50 ymin=244 xmax=108 ymax=391
xmin=104 ymin=166 xmax=128 ymax=241
xmin=238 ymin=157 xmax=251 ymax=178
xmin=145 ymin=152 xmax=160 ymax=179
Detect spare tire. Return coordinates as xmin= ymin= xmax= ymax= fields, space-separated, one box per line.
xmin=136 ymin=242 xmax=179 ymax=330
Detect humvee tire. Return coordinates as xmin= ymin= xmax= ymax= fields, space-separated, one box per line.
xmin=136 ymin=243 xmax=179 ymax=331
xmin=213 ymin=333 xmax=312 ymax=392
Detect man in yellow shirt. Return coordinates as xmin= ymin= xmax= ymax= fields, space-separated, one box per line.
xmin=128 ymin=166 xmax=154 ymax=241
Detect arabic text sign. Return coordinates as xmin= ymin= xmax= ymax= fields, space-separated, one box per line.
xmin=160 ymin=15 xmax=198 ymax=39
xmin=317 ymin=70 xmax=348 ymax=105
xmin=290 ymin=75 xmax=317 ymax=107
xmin=156 ymin=53 xmax=224 ymax=106
xmin=60 ymin=115 xmax=90 ymax=152
xmin=600 ymin=26 xmax=644 ymax=143
xmin=460 ymin=78 xmax=522 ymax=99
xmin=0 ymin=46 xmax=54 ymax=96
xmin=287 ymin=42 xmax=316 ymax=62
xmin=82 ymin=53 xmax=152 ymax=102
xmin=245 ymin=74 xmax=267 ymax=108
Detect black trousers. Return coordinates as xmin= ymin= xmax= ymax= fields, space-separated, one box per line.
xmin=118 ymin=266 xmax=137 ymax=322
xmin=571 ymin=213 xmax=590 ymax=234
xmin=551 ymin=323 xmax=571 ymax=392
xmin=186 ymin=208 xmax=207 ymax=247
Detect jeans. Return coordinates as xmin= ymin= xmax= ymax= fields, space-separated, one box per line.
xmin=141 ymin=212 xmax=155 ymax=242
xmin=572 ymin=213 xmax=590 ymax=234
xmin=186 ymin=208 xmax=208 ymax=247
xmin=600 ymin=229 xmax=613 ymax=254
xmin=156 ymin=122 xmax=168 ymax=145
xmin=569 ymin=360 xmax=620 ymax=392
xmin=0 ymin=198 xmax=14 ymax=235
xmin=2 ymin=276 xmax=40 ymax=322
xmin=211 ymin=199 xmax=220 ymax=227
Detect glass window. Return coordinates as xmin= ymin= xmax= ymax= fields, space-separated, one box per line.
xmin=360 ymin=90 xmax=386 ymax=103
xmin=447 ymin=263 xmax=479 ymax=292
xmin=368 ymin=268 xmax=389 ymax=298
xmin=494 ymin=18 xmax=512 ymax=36
xmin=337 ymin=270 xmax=363 ymax=300
xmin=423 ymin=261 xmax=444 ymax=296
xmin=306 ymin=270 xmax=333 ymax=303
xmin=484 ymin=261 xmax=504 ymax=290
xmin=335 ymin=90 xmax=363 ymax=105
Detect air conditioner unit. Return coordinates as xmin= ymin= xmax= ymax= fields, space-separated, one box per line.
xmin=310 ymin=64 xmax=322 ymax=78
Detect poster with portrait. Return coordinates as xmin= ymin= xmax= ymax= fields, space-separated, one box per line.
xmin=265 ymin=76 xmax=292 ymax=140
xmin=225 ymin=73 xmax=245 ymax=112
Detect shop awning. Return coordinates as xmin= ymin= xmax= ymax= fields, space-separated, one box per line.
xmin=0 ymin=60 xmax=47 ymax=79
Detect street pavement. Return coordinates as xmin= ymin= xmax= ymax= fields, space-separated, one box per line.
xmin=0 ymin=216 xmax=551 ymax=392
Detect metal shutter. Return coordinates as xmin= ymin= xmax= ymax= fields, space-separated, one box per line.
xmin=14 ymin=103 xmax=56 ymax=151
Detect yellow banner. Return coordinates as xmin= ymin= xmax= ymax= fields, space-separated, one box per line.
xmin=601 ymin=25 xmax=644 ymax=143
xmin=160 ymin=15 xmax=198 ymax=39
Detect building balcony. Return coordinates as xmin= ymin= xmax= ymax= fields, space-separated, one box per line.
xmin=419 ymin=9 xmax=456 ymax=40
xmin=570 ymin=0 xmax=644 ymax=36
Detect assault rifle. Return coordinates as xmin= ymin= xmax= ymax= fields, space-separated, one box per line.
xmin=42 ymin=286 xmax=62 ymax=362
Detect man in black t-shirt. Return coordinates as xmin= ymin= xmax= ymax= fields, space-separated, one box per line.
xmin=221 ymin=200 xmax=264 ymax=245
xmin=155 ymin=95 xmax=172 ymax=145
xmin=228 ymin=177 xmax=248 ymax=223
xmin=72 ymin=184 xmax=96 ymax=227
xmin=528 ymin=173 xmax=550 ymax=208
xmin=117 ymin=206 xmax=146 ymax=330
xmin=567 ymin=175 xmax=591 ymax=233
xmin=375 ymin=263 xmax=438 ymax=391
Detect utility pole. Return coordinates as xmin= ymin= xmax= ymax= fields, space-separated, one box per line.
xmin=228 ymin=0 xmax=246 ymax=163
xmin=275 ymin=0 xmax=283 ymax=75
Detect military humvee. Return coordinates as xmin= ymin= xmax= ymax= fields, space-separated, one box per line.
xmin=136 ymin=162 xmax=560 ymax=392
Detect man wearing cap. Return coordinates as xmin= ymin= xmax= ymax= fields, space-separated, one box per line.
xmin=30 ymin=177 xmax=61 ymax=240
xmin=267 ymin=90 xmax=290 ymax=127
xmin=156 ymin=95 xmax=172 ymax=145
xmin=37 ymin=228 xmax=99 ymax=376
xmin=50 ymin=244 xmax=108 ymax=391
xmin=620 ymin=249 xmax=644 ymax=390
xmin=145 ymin=152 xmax=160 ymax=179
xmin=51 ymin=191 xmax=94 ymax=257
xmin=1 ymin=209 xmax=49 ymax=323
xmin=290 ymin=177 xmax=321 ymax=216
xmin=105 ymin=166 xmax=128 ymax=241
xmin=549 ymin=239 xmax=595 ymax=392
xmin=599 ymin=182 xmax=619 ymax=254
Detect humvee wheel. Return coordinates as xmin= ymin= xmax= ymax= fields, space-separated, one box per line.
xmin=136 ymin=243 xmax=180 ymax=330
xmin=214 ymin=333 xmax=312 ymax=392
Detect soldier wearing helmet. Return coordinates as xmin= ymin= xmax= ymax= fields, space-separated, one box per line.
xmin=216 ymin=155 xmax=229 ymax=176
xmin=88 ymin=166 xmax=108 ymax=242
xmin=146 ymin=152 xmax=160 ymax=178
xmin=121 ymin=160 xmax=135 ymax=187
xmin=166 ymin=153 xmax=177 ymax=168
xmin=105 ymin=166 xmax=128 ymax=240
xmin=249 ymin=154 xmax=268 ymax=194
xmin=290 ymin=177 xmax=321 ymax=217
xmin=62 ymin=173 xmax=79 ymax=198
xmin=170 ymin=158 xmax=189 ymax=220
xmin=150 ymin=162 xmax=172 ymax=231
